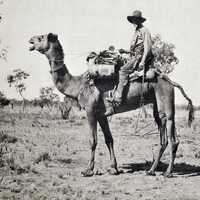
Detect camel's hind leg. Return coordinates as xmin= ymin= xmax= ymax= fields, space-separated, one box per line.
xmin=98 ymin=116 xmax=119 ymax=175
xmin=81 ymin=111 xmax=97 ymax=177
xmin=164 ymin=94 xmax=179 ymax=177
xmin=150 ymin=83 xmax=179 ymax=177
xmin=146 ymin=103 xmax=168 ymax=176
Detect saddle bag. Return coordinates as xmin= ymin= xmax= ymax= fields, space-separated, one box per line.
xmin=87 ymin=64 xmax=116 ymax=79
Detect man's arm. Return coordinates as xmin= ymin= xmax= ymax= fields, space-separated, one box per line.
xmin=140 ymin=28 xmax=152 ymax=67
xmin=119 ymin=48 xmax=130 ymax=54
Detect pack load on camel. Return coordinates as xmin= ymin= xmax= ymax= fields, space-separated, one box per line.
xmin=86 ymin=46 xmax=118 ymax=78
xmin=86 ymin=45 xmax=156 ymax=82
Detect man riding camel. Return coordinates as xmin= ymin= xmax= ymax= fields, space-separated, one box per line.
xmin=105 ymin=10 xmax=154 ymax=116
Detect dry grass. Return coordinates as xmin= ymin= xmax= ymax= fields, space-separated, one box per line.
xmin=0 ymin=106 xmax=200 ymax=199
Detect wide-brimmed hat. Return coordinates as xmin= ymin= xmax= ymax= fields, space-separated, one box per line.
xmin=127 ymin=10 xmax=146 ymax=24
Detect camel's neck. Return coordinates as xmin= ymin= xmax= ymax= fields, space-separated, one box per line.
xmin=44 ymin=43 xmax=84 ymax=99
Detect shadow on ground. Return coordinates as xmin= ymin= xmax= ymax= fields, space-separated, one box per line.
xmin=120 ymin=161 xmax=200 ymax=176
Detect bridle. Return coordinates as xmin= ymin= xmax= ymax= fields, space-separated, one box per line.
xmin=49 ymin=59 xmax=65 ymax=73
xmin=48 ymin=58 xmax=79 ymax=102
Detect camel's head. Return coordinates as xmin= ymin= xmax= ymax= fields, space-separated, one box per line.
xmin=29 ymin=33 xmax=58 ymax=54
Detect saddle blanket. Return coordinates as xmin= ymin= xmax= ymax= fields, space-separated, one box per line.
xmin=87 ymin=64 xmax=115 ymax=77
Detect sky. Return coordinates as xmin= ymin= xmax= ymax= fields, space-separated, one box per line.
xmin=0 ymin=0 xmax=200 ymax=105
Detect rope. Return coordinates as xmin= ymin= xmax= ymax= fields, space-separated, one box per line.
xmin=134 ymin=69 xmax=146 ymax=133
xmin=134 ymin=106 xmax=143 ymax=133
xmin=141 ymin=69 xmax=146 ymax=115
xmin=175 ymin=127 xmax=180 ymax=143
xmin=65 ymin=51 xmax=91 ymax=58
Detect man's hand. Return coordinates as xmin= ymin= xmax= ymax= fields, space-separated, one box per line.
xmin=119 ymin=48 xmax=129 ymax=54
xmin=86 ymin=70 xmax=98 ymax=81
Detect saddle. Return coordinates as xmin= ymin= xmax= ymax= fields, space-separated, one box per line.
xmin=86 ymin=49 xmax=157 ymax=83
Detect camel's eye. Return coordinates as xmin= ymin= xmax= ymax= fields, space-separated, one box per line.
xmin=38 ymin=37 xmax=42 ymax=42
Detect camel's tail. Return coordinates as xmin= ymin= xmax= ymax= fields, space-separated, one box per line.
xmin=161 ymin=74 xmax=194 ymax=127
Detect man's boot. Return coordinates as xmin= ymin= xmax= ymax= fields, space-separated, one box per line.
xmin=104 ymin=103 xmax=115 ymax=117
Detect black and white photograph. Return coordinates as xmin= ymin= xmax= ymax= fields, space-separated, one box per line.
xmin=0 ymin=0 xmax=200 ymax=199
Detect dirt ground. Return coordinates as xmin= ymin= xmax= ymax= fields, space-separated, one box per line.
xmin=0 ymin=106 xmax=200 ymax=200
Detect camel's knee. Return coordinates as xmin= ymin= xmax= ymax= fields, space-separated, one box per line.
xmin=162 ymin=139 xmax=168 ymax=148
xmin=159 ymin=138 xmax=168 ymax=151
xmin=89 ymin=138 xmax=97 ymax=151
xmin=173 ymin=142 xmax=179 ymax=153
xmin=171 ymin=140 xmax=179 ymax=154
xmin=105 ymin=135 xmax=113 ymax=146
xmin=158 ymin=112 xmax=167 ymax=125
xmin=153 ymin=110 xmax=166 ymax=128
xmin=166 ymin=116 xmax=176 ymax=139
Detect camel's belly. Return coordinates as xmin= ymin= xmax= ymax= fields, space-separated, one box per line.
xmin=127 ymin=81 xmax=154 ymax=100
xmin=102 ymin=81 xmax=155 ymax=114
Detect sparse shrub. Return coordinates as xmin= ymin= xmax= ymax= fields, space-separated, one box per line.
xmin=56 ymin=158 xmax=72 ymax=164
xmin=194 ymin=151 xmax=200 ymax=159
xmin=0 ymin=139 xmax=7 ymax=167
xmin=0 ymin=131 xmax=17 ymax=143
xmin=59 ymin=102 xmax=72 ymax=120
xmin=0 ymin=91 xmax=9 ymax=108
xmin=34 ymin=152 xmax=51 ymax=164
xmin=39 ymin=86 xmax=60 ymax=110
xmin=7 ymin=69 xmax=30 ymax=111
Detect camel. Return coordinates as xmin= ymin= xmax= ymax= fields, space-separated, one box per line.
xmin=29 ymin=33 xmax=194 ymax=177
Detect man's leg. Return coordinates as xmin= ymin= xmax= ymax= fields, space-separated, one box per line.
xmin=104 ymin=59 xmax=136 ymax=116
xmin=113 ymin=70 xmax=129 ymax=104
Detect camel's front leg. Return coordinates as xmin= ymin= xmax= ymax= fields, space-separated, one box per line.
xmin=98 ymin=116 xmax=119 ymax=175
xmin=81 ymin=111 xmax=97 ymax=177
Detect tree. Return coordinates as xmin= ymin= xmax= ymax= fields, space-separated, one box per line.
xmin=0 ymin=90 xmax=9 ymax=108
xmin=7 ymin=69 xmax=30 ymax=111
xmin=152 ymin=34 xmax=179 ymax=74
xmin=39 ymin=86 xmax=60 ymax=109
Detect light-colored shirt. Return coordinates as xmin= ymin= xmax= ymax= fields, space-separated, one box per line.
xmin=130 ymin=26 xmax=152 ymax=64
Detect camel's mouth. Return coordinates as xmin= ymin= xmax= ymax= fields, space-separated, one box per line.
xmin=29 ymin=45 xmax=35 ymax=51
xmin=29 ymin=39 xmax=35 ymax=51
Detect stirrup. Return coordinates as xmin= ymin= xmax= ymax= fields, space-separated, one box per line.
xmin=104 ymin=99 xmax=122 ymax=117
xmin=104 ymin=106 xmax=115 ymax=117
xmin=105 ymin=97 xmax=114 ymax=103
xmin=105 ymin=97 xmax=121 ymax=106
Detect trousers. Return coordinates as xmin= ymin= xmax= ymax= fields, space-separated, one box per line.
xmin=114 ymin=56 xmax=141 ymax=104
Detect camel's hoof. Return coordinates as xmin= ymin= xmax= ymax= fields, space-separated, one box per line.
xmin=81 ymin=169 xmax=94 ymax=177
xmin=145 ymin=170 xmax=156 ymax=176
xmin=107 ymin=168 xmax=119 ymax=175
xmin=94 ymin=169 xmax=103 ymax=176
xmin=162 ymin=172 xmax=173 ymax=178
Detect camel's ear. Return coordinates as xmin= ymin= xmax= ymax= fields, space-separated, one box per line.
xmin=47 ymin=33 xmax=58 ymax=42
